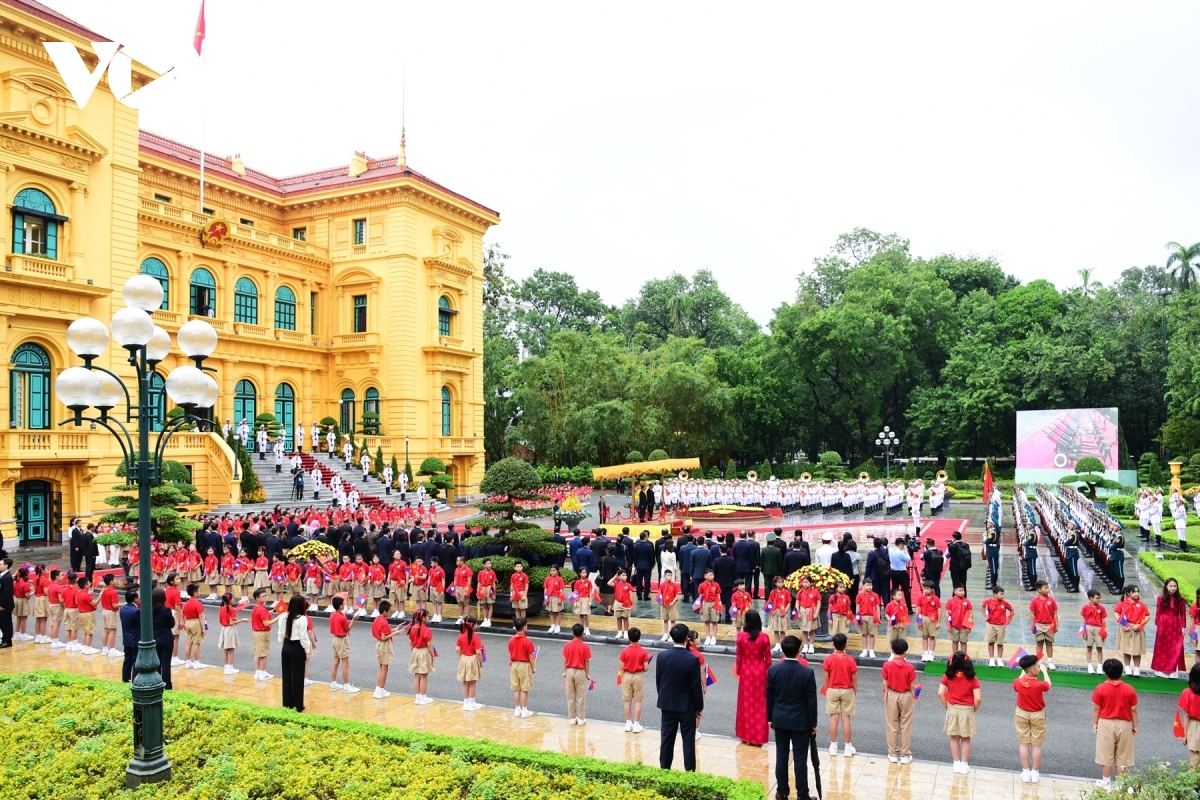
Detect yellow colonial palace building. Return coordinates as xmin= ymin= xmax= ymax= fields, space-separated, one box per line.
xmin=0 ymin=1 xmax=497 ymax=544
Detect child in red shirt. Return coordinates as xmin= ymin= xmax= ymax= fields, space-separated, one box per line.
xmin=1115 ymin=585 xmax=1149 ymax=676
xmin=1029 ymin=580 xmax=1060 ymax=670
xmin=452 ymin=557 xmax=473 ymax=624
xmin=408 ymin=607 xmax=436 ymax=702
xmin=1081 ymin=588 xmax=1109 ymax=674
xmin=657 ymin=570 xmax=680 ymax=642
xmin=99 ymin=575 xmax=120 ymax=656
xmin=611 ymin=570 xmax=635 ymax=639
xmin=945 ymin=584 xmax=973 ymax=655
xmin=387 ymin=558 xmax=409 ymax=621
xmin=1013 ymin=652 xmax=1051 ymax=782
xmin=508 ymin=617 xmax=538 ymax=716
xmin=455 ymin=617 xmax=484 ymax=710
xmin=562 ymin=622 xmax=592 ymax=724
xmin=328 ymin=594 xmax=362 ymax=693
xmin=882 ymin=638 xmax=916 ymax=762
xmin=916 ymin=580 xmax=941 ymax=662
xmin=618 ymin=626 xmax=652 ymax=732
xmin=570 ymin=568 xmax=594 ymax=636
xmin=767 ymin=576 xmax=793 ymax=652
xmin=1177 ymin=663 xmax=1200 ymax=766
xmin=983 ymin=585 xmax=1014 ymax=667
xmin=203 ymin=549 xmax=220 ymax=599
xmin=1092 ymin=658 xmax=1138 ymax=788
xmin=367 ymin=557 xmax=386 ymax=614
xmin=371 ymin=600 xmax=403 ymax=699
xmin=180 ymin=582 xmax=206 ymax=669
xmin=409 ymin=560 xmax=429 ymax=616
xmin=217 ymin=592 xmax=247 ymax=676
xmin=730 ymin=579 xmax=753 ymax=635
xmin=856 ymin=578 xmax=882 ymax=658
xmin=938 ymin=651 xmax=982 ymax=774
xmin=885 ymin=587 xmax=910 ymax=646
xmin=73 ymin=576 xmax=98 ymax=655
xmin=822 ymin=632 xmax=859 ymax=757
xmin=304 ymin=558 xmax=323 ymax=609
xmin=541 ymin=564 xmax=564 ymax=634
xmin=428 ymin=558 xmax=446 ymax=623
xmin=828 ymin=582 xmax=853 ymax=637
xmin=797 ymin=577 xmax=821 ymax=655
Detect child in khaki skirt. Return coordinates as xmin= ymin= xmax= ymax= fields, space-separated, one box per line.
xmin=371 ymin=600 xmax=401 ymax=699
xmin=1178 ymin=663 xmax=1200 ymax=766
xmin=217 ymin=593 xmax=246 ymax=676
xmin=611 ymin=570 xmax=634 ymax=640
xmin=767 ymin=576 xmax=793 ymax=653
xmin=407 ymin=608 xmax=436 ymax=704
xmin=571 ymin=568 xmax=594 ymax=637
xmin=828 ymin=582 xmax=852 ymax=637
xmin=542 ymin=565 xmax=564 ymax=634
xmin=938 ymin=651 xmax=982 ymax=774
xmin=455 ymin=617 xmax=483 ymax=710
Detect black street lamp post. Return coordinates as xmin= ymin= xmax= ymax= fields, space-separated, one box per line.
xmin=55 ymin=275 xmax=220 ymax=788
xmin=876 ymin=427 xmax=899 ymax=480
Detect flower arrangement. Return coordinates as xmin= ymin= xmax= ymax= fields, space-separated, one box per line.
xmin=289 ymin=539 xmax=338 ymax=561
xmin=783 ymin=564 xmax=851 ymax=594
xmin=554 ymin=493 xmax=591 ymax=522
xmin=688 ymin=504 xmax=771 ymax=520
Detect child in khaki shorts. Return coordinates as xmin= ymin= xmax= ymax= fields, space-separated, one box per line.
xmin=885 ymin=588 xmax=909 ymax=643
xmin=822 ymin=632 xmax=859 ymax=756
xmin=658 ymin=570 xmax=680 ymax=642
xmin=1013 ymin=653 xmax=1051 ymax=781
xmin=1092 ymin=658 xmax=1138 ymax=789
xmin=730 ymin=580 xmax=753 ymax=634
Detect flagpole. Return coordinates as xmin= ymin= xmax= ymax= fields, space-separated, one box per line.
xmin=198 ymin=42 xmax=206 ymax=213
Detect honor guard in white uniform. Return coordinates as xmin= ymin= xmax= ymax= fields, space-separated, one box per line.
xmin=360 ymin=451 xmax=372 ymax=481
xmin=256 ymin=426 xmax=268 ymax=459
xmin=1150 ymin=488 xmax=1165 ymax=546
xmin=222 ymin=418 xmax=232 ymax=439
xmin=294 ymin=423 xmax=305 ymax=453
xmin=273 ymin=437 xmax=285 ymax=473
xmin=326 ymin=429 xmax=336 ymax=457
xmin=1172 ymin=491 xmax=1189 ymax=551
xmin=311 ymin=422 xmax=319 ymax=452
xmin=290 ymin=453 xmax=303 ymax=473
xmin=383 ymin=462 xmax=394 ymax=495
xmin=399 ymin=471 xmax=408 ymax=499
xmin=343 ymin=440 xmax=354 ymax=468
xmin=347 ymin=488 xmax=361 ymax=512
xmin=310 ymin=465 xmax=323 ymax=500
xmin=237 ymin=418 xmax=249 ymax=447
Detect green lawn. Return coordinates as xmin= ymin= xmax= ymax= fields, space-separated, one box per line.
xmin=924 ymin=662 xmax=1185 ymax=695
xmin=1138 ymin=550 xmax=1200 ymax=603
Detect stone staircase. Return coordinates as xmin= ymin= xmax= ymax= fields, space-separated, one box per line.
xmin=209 ymin=449 xmax=449 ymax=516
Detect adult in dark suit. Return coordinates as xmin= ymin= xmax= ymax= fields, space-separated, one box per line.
xmin=68 ymin=519 xmax=84 ymax=573
xmin=81 ymin=525 xmax=98 ymax=582
xmin=119 ymin=588 xmax=140 ymax=682
xmin=633 ymin=532 xmax=656 ymax=600
xmin=766 ymin=635 xmax=818 ymax=800
xmin=713 ymin=545 xmax=738 ymax=621
xmin=689 ymin=541 xmax=712 ymax=597
xmin=656 ymin=623 xmax=704 ymax=771
xmin=0 ymin=559 xmax=13 ymax=647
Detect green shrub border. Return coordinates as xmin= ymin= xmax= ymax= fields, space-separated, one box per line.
xmin=1137 ymin=551 xmax=1200 ymax=602
xmin=9 ymin=670 xmax=763 ymax=800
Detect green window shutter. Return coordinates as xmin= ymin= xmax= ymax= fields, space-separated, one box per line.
xmin=12 ymin=213 xmax=23 ymax=254
xmin=45 ymin=221 xmax=57 ymax=260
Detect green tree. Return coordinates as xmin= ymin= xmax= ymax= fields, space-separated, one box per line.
xmin=461 ymin=458 xmax=562 ymax=587
xmin=1076 ymin=267 xmax=1099 ymax=298
xmin=106 ymin=457 xmax=203 ymax=543
xmin=512 ymin=268 xmax=613 ymax=357
xmin=1058 ymin=455 xmax=1123 ymax=499
xmin=374 ymin=446 xmax=385 ymax=476
xmin=626 ymin=451 xmax=645 ymax=463
xmin=647 ymin=449 xmax=669 ymax=462
xmin=1139 ymin=452 xmax=1163 ymax=487
xmin=389 ymin=455 xmax=400 ymax=488
xmin=1166 ymin=241 xmax=1200 ymax=292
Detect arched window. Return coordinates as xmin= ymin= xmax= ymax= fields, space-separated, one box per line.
xmin=12 ymin=188 xmax=62 ymax=260
xmin=190 ymin=268 xmax=217 ymax=317
xmin=147 ymin=372 xmax=165 ymax=432
xmin=234 ymin=380 xmax=257 ymax=426
xmin=363 ymin=386 xmax=380 ymax=434
xmin=441 ymin=386 xmax=451 ymax=437
xmin=10 ymin=343 xmax=50 ymax=429
xmin=438 ymin=295 xmax=455 ymax=338
xmin=233 ymin=277 xmax=258 ymax=324
xmin=274 ymin=285 xmax=296 ymax=331
xmin=340 ymin=388 xmax=355 ymax=433
xmin=274 ymin=383 xmax=294 ymax=450
xmin=140 ymin=258 xmax=170 ymax=310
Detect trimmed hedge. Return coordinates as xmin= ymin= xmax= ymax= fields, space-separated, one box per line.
xmin=1137 ymin=551 xmax=1200 ymax=603
xmin=0 ymin=671 xmax=761 ymax=800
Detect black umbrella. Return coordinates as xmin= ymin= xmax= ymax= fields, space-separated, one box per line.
xmin=808 ymin=733 xmax=823 ymax=800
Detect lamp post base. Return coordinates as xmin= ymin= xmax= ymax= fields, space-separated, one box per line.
xmin=126 ymin=757 xmax=172 ymax=788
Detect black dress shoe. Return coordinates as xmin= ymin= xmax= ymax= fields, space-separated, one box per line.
xmin=0 ymin=642 xmax=12 ymax=648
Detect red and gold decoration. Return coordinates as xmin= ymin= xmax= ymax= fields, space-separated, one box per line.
xmin=200 ymin=218 xmax=230 ymax=250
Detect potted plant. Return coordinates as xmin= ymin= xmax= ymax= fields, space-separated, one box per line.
xmin=553 ymin=493 xmax=591 ymax=534
xmin=461 ymin=457 xmax=565 ymax=617
xmin=362 ymin=411 xmax=380 ymax=435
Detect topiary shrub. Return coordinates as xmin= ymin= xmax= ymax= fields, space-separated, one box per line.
xmin=420 ymin=456 xmax=447 ymax=475
xmin=1105 ymin=494 xmax=1135 ymax=517
xmin=1058 ymin=455 xmax=1123 ymax=499
xmin=626 ymin=451 xmax=645 ymax=463
xmin=647 ymin=449 xmax=668 ymax=462
xmin=461 ymin=458 xmax=562 ymax=587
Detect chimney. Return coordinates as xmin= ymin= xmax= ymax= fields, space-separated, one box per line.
xmin=230 ymin=154 xmax=245 ymax=175
xmin=349 ymin=152 xmax=368 ymax=178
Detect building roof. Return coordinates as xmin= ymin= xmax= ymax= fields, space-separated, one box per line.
xmin=5 ymin=0 xmax=109 ymax=42
xmin=138 ymin=131 xmax=499 ymax=219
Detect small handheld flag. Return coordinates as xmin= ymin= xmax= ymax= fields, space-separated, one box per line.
xmin=764 ymin=601 xmax=775 ymax=615
xmin=692 ymin=597 xmax=703 ymax=611
xmin=913 ymin=683 xmax=923 ymax=699
xmin=447 ymin=585 xmax=455 ymax=597
xmin=790 ymin=605 xmax=799 ymax=621
xmin=532 ymin=646 xmax=540 ymax=660
xmin=1031 ymin=621 xmax=1037 ymax=634
xmin=855 ymin=613 xmax=862 ymax=627
xmin=1191 ymin=626 xmax=1198 ymax=644
xmin=827 ymin=610 xmax=833 ymax=621
xmin=729 ymin=605 xmax=739 ymax=619
xmin=917 ymin=613 xmax=923 ymax=626
xmin=820 ymin=685 xmax=827 ymax=696
xmin=568 ymin=592 xmax=581 ymax=604
xmin=656 ymin=593 xmax=663 ymax=605
xmin=616 ymin=672 xmax=623 ymax=686
xmin=1077 ymin=623 xmax=1087 ymax=639
xmin=588 ymin=678 xmax=596 ymax=691
xmin=889 ymin=613 xmax=897 ymax=625
xmin=1175 ymin=710 xmax=1187 ymax=740
xmin=705 ymin=664 xmax=717 ymax=687
xmin=1007 ymin=647 xmax=1030 ymax=669
xmin=235 ymin=597 xmax=250 ymax=611
xmin=431 ymin=644 xmax=439 ymax=658
xmin=480 ymin=646 xmax=487 ymax=664
xmin=1120 ymin=614 xmax=1129 ymax=628
xmin=355 ymin=593 xmax=367 ymax=608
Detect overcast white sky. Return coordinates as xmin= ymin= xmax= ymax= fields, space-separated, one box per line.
xmin=41 ymin=1 xmax=1200 ymax=324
